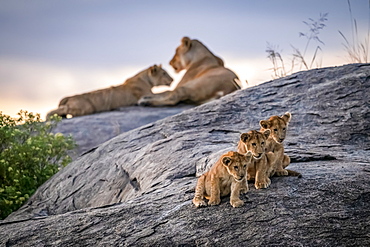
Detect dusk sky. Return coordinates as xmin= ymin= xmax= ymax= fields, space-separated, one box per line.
xmin=1 ymin=0 xmax=369 ymax=119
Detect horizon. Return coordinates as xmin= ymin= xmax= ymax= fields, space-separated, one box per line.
xmin=0 ymin=0 xmax=369 ymax=119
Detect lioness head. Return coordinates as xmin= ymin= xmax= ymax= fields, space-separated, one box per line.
xmin=221 ymin=151 xmax=251 ymax=182
xmin=148 ymin=64 xmax=173 ymax=87
xmin=169 ymin=37 xmax=224 ymax=73
xmin=239 ymin=130 xmax=270 ymax=159
xmin=260 ymin=112 xmax=291 ymax=144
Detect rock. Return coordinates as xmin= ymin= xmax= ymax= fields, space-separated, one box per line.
xmin=1 ymin=63 xmax=369 ymax=246
xmin=51 ymin=105 xmax=194 ymax=159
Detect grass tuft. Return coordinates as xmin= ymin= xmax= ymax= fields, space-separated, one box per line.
xmin=339 ymin=0 xmax=370 ymax=63
xmin=266 ymin=13 xmax=328 ymax=79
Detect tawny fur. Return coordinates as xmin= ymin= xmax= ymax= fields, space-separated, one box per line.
xmin=138 ymin=37 xmax=239 ymax=106
xmin=46 ymin=65 xmax=173 ymax=118
xmin=237 ymin=130 xmax=276 ymax=189
xmin=193 ymin=151 xmax=252 ymax=208
xmin=260 ymin=112 xmax=301 ymax=177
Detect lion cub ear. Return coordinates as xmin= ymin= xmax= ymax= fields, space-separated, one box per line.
xmin=260 ymin=120 xmax=271 ymax=129
xmin=222 ymin=156 xmax=232 ymax=166
xmin=245 ymin=152 xmax=253 ymax=160
xmin=240 ymin=133 xmax=250 ymax=143
xmin=150 ymin=65 xmax=158 ymax=76
xmin=281 ymin=112 xmax=291 ymax=123
xmin=181 ymin=37 xmax=192 ymax=50
xmin=263 ymin=129 xmax=271 ymax=139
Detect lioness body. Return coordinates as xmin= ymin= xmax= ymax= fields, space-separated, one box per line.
xmin=47 ymin=65 xmax=173 ymax=118
xmin=138 ymin=37 xmax=239 ymax=106
xmin=260 ymin=112 xmax=300 ymax=177
xmin=193 ymin=151 xmax=251 ymax=208
xmin=237 ymin=130 xmax=275 ymax=189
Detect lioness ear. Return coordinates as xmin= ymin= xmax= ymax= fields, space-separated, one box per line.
xmin=150 ymin=65 xmax=158 ymax=76
xmin=282 ymin=112 xmax=291 ymax=123
xmin=240 ymin=133 xmax=250 ymax=143
xmin=263 ymin=129 xmax=271 ymax=139
xmin=181 ymin=37 xmax=192 ymax=49
xmin=222 ymin=156 xmax=232 ymax=166
xmin=215 ymin=56 xmax=224 ymax=66
xmin=260 ymin=120 xmax=271 ymax=129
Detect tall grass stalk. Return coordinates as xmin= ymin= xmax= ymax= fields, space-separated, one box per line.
xmin=266 ymin=43 xmax=287 ymax=78
xmin=266 ymin=13 xmax=328 ymax=79
xmin=339 ymin=0 xmax=370 ymax=63
xmin=296 ymin=13 xmax=328 ymax=70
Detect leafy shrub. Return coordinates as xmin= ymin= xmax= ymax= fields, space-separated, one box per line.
xmin=0 ymin=110 xmax=75 ymax=219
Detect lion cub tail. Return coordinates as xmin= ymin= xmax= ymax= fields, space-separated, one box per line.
xmin=286 ymin=169 xmax=302 ymax=178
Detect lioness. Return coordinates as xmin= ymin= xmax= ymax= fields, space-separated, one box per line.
xmin=260 ymin=112 xmax=301 ymax=177
xmin=138 ymin=37 xmax=240 ymax=106
xmin=193 ymin=151 xmax=252 ymax=208
xmin=46 ymin=65 xmax=173 ymax=118
xmin=237 ymin=130 xmax=275 ymax=189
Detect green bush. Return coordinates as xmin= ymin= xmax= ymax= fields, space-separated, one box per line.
xmin=0 ymin=110 xmax=75 ymax=219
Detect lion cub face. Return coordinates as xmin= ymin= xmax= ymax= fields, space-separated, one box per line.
xmin=240 ymin=130 xmax=270 ymax=159
xmin=222 ymin=151 xmax=251 ymax=182
xmin=260 ymin=112 xmax=291 ymax=143
xmin=149 ymin=64 xmax=173 ymax=87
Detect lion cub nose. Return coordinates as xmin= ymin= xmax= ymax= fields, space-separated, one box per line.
xmin=279 ymin=138 xmax=284 ymax=142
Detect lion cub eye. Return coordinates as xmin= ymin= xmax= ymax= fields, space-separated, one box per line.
xmin=243 ymin=165 xmax=247 ymax=168
xmin=283 ymin=128 xmax=286 ymax=131
xmin=252 ymin=143 xmax=257 ymax=147
xmin=234 ymin=166 xmax=239 ymax=170
xmin=274 ymin=129 xmax=278 ymax=132
xmin=261 ymin=142 xmax=265 ymax=145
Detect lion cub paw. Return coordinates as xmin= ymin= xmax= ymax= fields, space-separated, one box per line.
xmin=193 ymin=198 xmax=207 ymax=208
xmin=240 ymin=188 xmax=248 ymax=194
xmin=230 ymin=199 xmax=244 ymax=208
xmin=255 ymin=178 xmax=271 ymax=189
xmin=275 ymin=169 xmax=289 ymax=176
xmin=208 ymin=198 xmax=221 ymax=206
xmin=240 ymin=184 xmax=249 ymax=194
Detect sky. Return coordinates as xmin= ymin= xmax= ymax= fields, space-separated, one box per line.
xmin=0 ymin=0 xmax=369 ymax=119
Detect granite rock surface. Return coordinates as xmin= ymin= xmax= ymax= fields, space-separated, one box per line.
xmin=1 ymin=63 xmax=369 ymax=246
xmin=51 ymin=105 xmax=194 ymax=159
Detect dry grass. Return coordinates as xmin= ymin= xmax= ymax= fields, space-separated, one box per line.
xmin=266 ymin=13 xmax=328 ymax=79
xmin=339 ymin=0 xmax=370 ymax=63
xmin=266 ymin=43 xmax=287 ymax=78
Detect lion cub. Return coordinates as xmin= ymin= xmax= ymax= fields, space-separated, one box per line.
xmin=259 ymin=112 xmax=300 ymax=177
xmin=193 ymin=151 xmax=252 ymax=208
xmin=237 ymin=130 xmax=276 ymax=189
